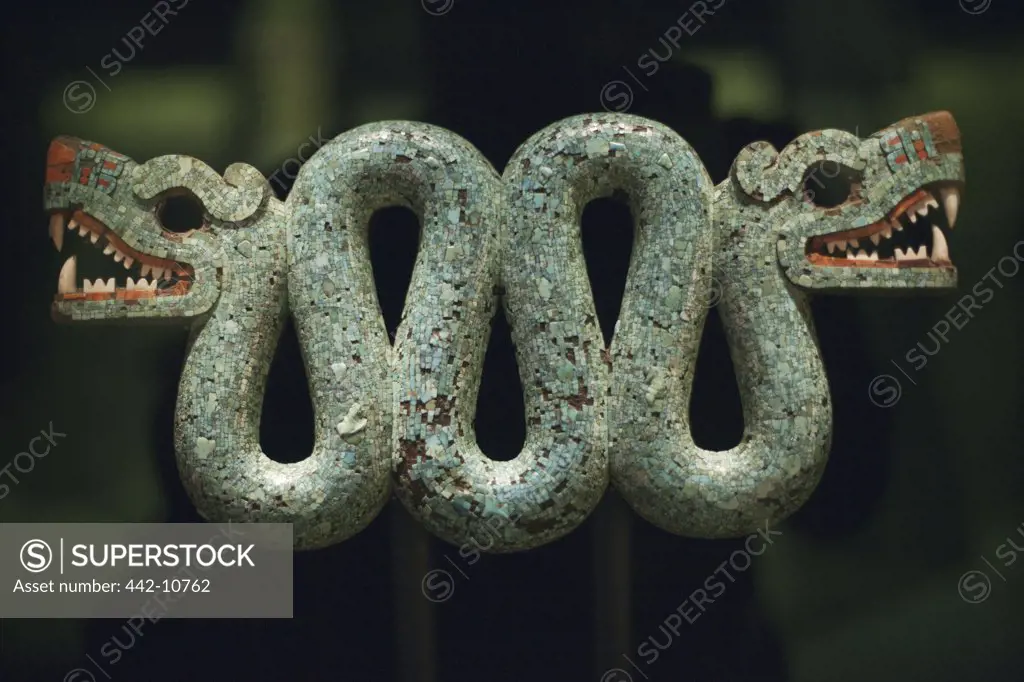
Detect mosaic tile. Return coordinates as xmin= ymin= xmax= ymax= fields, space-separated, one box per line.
xmin=40 ymin=110 xmax=965 ymax=549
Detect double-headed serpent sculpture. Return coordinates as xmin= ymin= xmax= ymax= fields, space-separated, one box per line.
xmin=42 ymin=111 xmax=964 ymax=551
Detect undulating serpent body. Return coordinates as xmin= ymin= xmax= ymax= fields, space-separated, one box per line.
xmin=43 ymin=111 xmax=964 ymax=550
xmin=611 ymin=170 xmax=832 ymax=537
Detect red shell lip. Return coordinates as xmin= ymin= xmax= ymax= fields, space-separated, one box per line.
xmin=53 ymin=210 xmax=195 ymax=304
xmin=803 ymin=180 xmax=962 ymax=269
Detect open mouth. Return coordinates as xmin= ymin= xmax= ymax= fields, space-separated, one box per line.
xmin=805 ymin=181 xmax=962 ymax=268
xmin=49 ymin=209 xmax=194 ymax=301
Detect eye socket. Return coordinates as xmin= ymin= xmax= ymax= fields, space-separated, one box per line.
xmin=156 ymin=193 xmax=206 ymax=233
xmin=801 ymin=161 xmax=861 ymax=208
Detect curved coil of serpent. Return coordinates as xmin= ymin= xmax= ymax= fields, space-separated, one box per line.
xmin=393 ymin=114 xmax=714 ymax=551
xmin=43 ymin=111 xmax=964 ymax=550
xmin=612 ymin=113 xmax=964 ymax=537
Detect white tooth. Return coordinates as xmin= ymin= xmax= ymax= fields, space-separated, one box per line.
xmin=103 ymin=278 xmax=116 ymax=292
xmin=845 ymin=249 xmax=855 ymax=259
xmin=113 ymin=250 xmax=125 ymax=263
xmin=916 ymin=202 xmax=930 ymax=217
xmin=870 ymin=233 xmax=881 ymax=245
xmin=141 ymin=264 xmax=152 ymax=277
xmin=127 ymin=277 xmax=136 ymax=291
xmin=856 ymin=249 xmax=870 ymax=260
xmin=145 ymin=279 xmax=158 ymax=290
xmin=49 ymin=214 xmax=64 ymax=252
xmin=893 ymin=221 xmax=903 ymax=232
xmin=916 ymin=245 xmax=929 ymax=260
xmin=123 ymin=257 xmax=134 ymax=269
xmin=931 ymin=225 xmax=950 ymax=263
xmin=827 ymin=241 xmax=837 ymax=254
xmin=83 ymin=279 xmax=93 ymax=293
xmin=836 ymin=240 xmax=847 ymax=251
xmin=150 ymin=266 xmax=165 ymax=280
xmin=925 ymin=197 xmax=939 ymax=211
xmin=882 ymin=226 xmax=893 ymax=239
xmin=941 ymin=188 xmax=959 ymax=228
xmin=89 ymin=232 xmax=99 ymax=244
xmin=58 ymin=256 xmax=76 ymax=294
xmin=103 ymin=244 xmax=115 ymax=255
xmin=895 ymin=248 xmax=909 ymax=261
xmin=67 ymin=219 xmax=78 ymax=230
xmin=908 ymin=212 xmax=917 ymax=224
xmin=849 ymin=238 xmax=860 ymax=248
xmin=868 ymin=252 xmax=879 ymax=261
xmin=78 ymin=225 xmax=88 ymax=237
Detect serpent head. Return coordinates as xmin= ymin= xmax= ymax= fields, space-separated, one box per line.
xmin=44 ymin=136 xmax=277 ymax=323
xmin=730 ymin=111 xmax=964 ymax=291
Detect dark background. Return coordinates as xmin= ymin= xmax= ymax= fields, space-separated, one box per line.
xmin=2 ymin=0 xmax=1023 ymax=680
